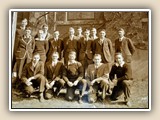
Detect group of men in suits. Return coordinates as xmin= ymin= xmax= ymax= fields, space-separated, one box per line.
xmin=12 ymin=18 xmax=136 ymax=106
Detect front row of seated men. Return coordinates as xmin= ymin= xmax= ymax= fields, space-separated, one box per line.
xmin=18 ymin=51 xmax=133 ymax=106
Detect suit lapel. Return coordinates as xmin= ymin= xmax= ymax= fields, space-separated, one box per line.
xmin=48 ymin=62 xmax=53 ymax=73
xmin=29 ymin=62 xmax=34 ymax=72
xmin=34 ymin=62 xmax=40 ymax=75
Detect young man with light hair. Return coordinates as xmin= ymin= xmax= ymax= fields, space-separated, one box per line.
xmin=78 ymin=29 xmax=94 ymax=71
xmin=86 ymin=54 xmax=113 ymax=103
xmin=93 ymin=29 xmax=113 ymax=70
xmin=75 ymin=26 xmax=84 ymax=40
xmin=47 ymin=30 xmax=63 ymax=61
xmin=63 ymin=27 xmax=78 ymax=64
xmin=62 ymin=51 xmax=87 ymax=103
xmin=115 ymin=28 xmax=135 ymax=63
xmin=44 ymin=52 xmax=65 ymax=99
xmin=90 ymin=28 xmax=98 ymax=40
xmin=34 ymin=29 xmax=49 ymax=63
xmin=109 ymin=52 xmax=133 ymax=106
xmin=21 ymin=53 xmax=46 ymax=102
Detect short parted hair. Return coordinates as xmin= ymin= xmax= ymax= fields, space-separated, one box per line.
xmin=22 ymin=18 xmax=27 ymax=22
xmin=69 ymin=27 xmax=74 ymax=31
xmin=33 ymin=52 xmax=40 ymax=57
xmin=77 ymin=26 xmax=82 ymax=30
xmin=99 ymin=29 xmax=106 ymax=33
xmin=52 ymin=51 xmax=59 ymax=57
xmin=91 ymin=28 xmax=97 ymax=32
xmin=69 ymin=51 xmax=76 ymax=56
xmin=84 ymin=29 xmax=90 ymax=33
xmin=53 ymin=30 xmax=59 ymax=34
xmin=42 ymin=24 xmax=48 ymax=28
xmin=114 ymin=52 xmax=123 ymax=57
xmin=94 ymin=54 xmax=102 ymax=59
xmin=25 ymin=26 xmax=32 ymax=31
xmin=118 ymin=28 xmax=125 ymax=33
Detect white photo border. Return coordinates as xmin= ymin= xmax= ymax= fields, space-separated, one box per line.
xmin=9 ymin=9 xmax=151 ymax=111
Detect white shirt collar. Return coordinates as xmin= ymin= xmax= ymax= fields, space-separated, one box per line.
xmin=115 ymin=61 xmax=125 ymax=67
xmin=24 ymin=35 xmax=32 ymax=39
xmin=32 ymin=62 xmax=38 ymax=68
xmin=68 ymin=60 xmax=77 ymax=65
xmin=94 ymin=63 xmax=103 ymax=69
xmin=52 ymin=60 xmax=58 ymax=66
xmin=119 ymin=36 xmax=124 ymax=41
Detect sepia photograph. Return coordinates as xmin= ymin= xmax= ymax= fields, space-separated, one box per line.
xmin=9 ymin=9 xmax=151 ymax=111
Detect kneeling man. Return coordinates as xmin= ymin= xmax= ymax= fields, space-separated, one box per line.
xmin=86 ymin=54 xmax=112 ymax=103
xmin=21 ymin=53 xmax=46 ymax=102
xmin=44 ymin=52 xmax=65 ymax=99
xmin=109 ymin=52 xmax=133 ymax=106
xmin=62 ymin=51 xmax=87 ymax=103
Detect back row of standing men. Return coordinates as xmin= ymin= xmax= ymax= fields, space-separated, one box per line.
xmin=12 ymin=18 xmax=136 ymax=105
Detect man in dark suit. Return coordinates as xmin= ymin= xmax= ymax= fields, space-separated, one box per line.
xmin=115 ymin=28 xmax=136 ymax=63
xmin=93 ymin=29 xmax=113 ymax=70
xmin=47 ymin=31 xmax=63 ymax=61
xmin=90 ymin=28 xmax=98 ymax=40
xmin=109 ymin=52 xmax=133 ymax=106
xmin=34 ymin=29 xmax=49 ymax=63
xmin=75 ymin=26 xmax=84 ymax=40
xmin=13 ymin=27 xmax=35 ymax=80
xmin=62 ymin=51 xmax=87 ymax=103
xmin=21 ymin=53 xmax=46 ymax=102
xmin=63 ymin=27 xmax=78 ymax=64
xmin=44 ymin=52 xmax=65 ymax=99
xmin=12 ymin=18 xmax=28 ymax=85
xmin=78 ymin=29 xmax=94 ymax=71
xmin=86 ymin=54 xmax=112 ymax=103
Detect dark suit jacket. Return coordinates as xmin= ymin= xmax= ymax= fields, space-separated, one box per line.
xmin=15 ymin=35 xmax=35 ymax=59
xmin=86 ymin=63 xmax=110 ymax=81
xmin=21 ymin=61 xmax=44 ymax=82
xmin=63 ymin=36 xmax=78 ymax=62
xmin=62 ymin=61 xmax=83 ymax=82
xmin=78 ymin=38 xmax=94 ymax=61
xmin=13 ymin=28 xmax=26 ymax=68
xmin=93 ymin=38 xmax=113 ymax=63
xmin=47 ymin=38 xmax=63 ymax=60
xmin=45 ymin=61 xmax=63 ymax=81
xmin=109 ymin=63 xmax=132 ymax=82
xmin=115 ymin=37 xmax=135 ymax=62
xmin=34 ymin=39 xmax=49 ymax=55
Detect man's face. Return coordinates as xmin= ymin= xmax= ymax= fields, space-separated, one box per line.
xmin=53 ymin=32 xmax=59 ymax=38
xmin=118 ymin=30 xmax=125 ymax=38
xmin=68 ymin=53 xmax=76 ymax=60
xmin=43 ymin=26 xmax=48 ymax=32
xmin=21 ymin=20 xmax=27 ymax=27
xmin=25 ymin=30 xmax=31 ymax=36
xmin=84 ymin=31 xmax=90 ymax=38
xmin=91 ymin=29 xmax=97 ymax=36
xmin=93 ymin=56 xmax=101 ymax=65
xmin=38 ymin=30 xmax=44 ymax=39
xmin=32 ymin=54 xmax=40 ymax=63
xmin=52 ymin=53 xmax=59 ymax=61
xmin=99 ymin=31 xmax=106 ymax=38
xmin=77 ymin=29 xmax=82 ymax=35
xmin=69 ymin=29 xmax=75 ymax=36
xmin=115 ymin=54 xmax=123 ymax=64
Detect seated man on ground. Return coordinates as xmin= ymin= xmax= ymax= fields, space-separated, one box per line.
xmin=62 ymin=51 xmax=87 ymax=103
xmin=109 ymin=52 xmax=133 ymax=106
xmin=44 ymin=52 xmax=65 ymax=99
xmin=21 ymin=53 xmax=46 ymax=102
xmin=86 ymin=54 xmax=113 ymax=103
